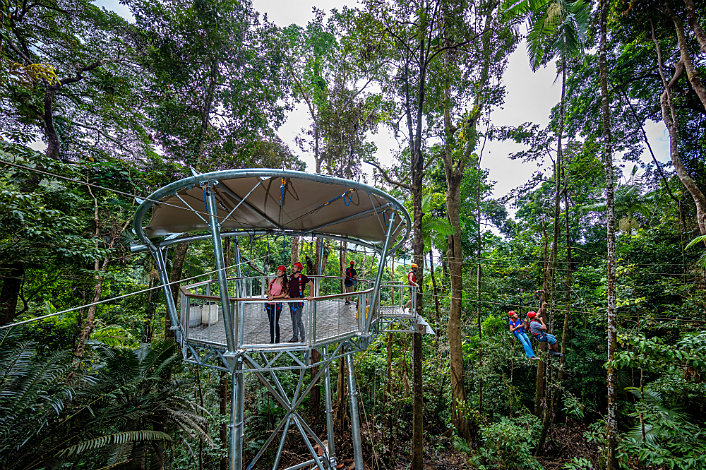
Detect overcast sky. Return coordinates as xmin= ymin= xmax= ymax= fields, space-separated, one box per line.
xmin=250 ymin=0 xmax=670 ymax=200
xmin=98 ymin=0 xmax=670 ymax=200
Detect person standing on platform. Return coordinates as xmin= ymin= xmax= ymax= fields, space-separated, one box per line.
xmin=287 ymin=261 xmax=314 ymax=343
xmin=344 ymin=260 xmax=357 ymax=305
xmin=266 ymin=265 xmax=287 ymax=344
xmin=404 ymin=263 xmax=419 ymax=313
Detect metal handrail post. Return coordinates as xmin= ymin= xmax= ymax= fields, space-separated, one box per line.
xmin=346 ymin=354 xmax=364 ymax=469
xmin=313 ymin=236 xmax=324 ymax=342
xmin=234 ymin=238 xmax=245 ymax=347
xmin=205 ymin=185 xmax=236 ymax=351
xmin=366 ymin=212 xmax=396 ymax=333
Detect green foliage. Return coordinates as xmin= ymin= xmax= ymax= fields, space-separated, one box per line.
xmin=685 ymin=235 xmax=706 ymax=268
xmin=619 ymin=388 xmax=706 ymax=469
xmin=472 ymin=414 xmax=544 ymax=470
xmin=563 ymin=457 xmax=594 ymax=470
xmin=0 ymin=332 xmax=207 ymax=469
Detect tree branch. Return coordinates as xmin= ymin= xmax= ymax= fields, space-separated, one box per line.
xmin=364 ymin=160 xmax=412 ymax=190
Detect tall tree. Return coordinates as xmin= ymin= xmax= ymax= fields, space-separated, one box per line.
xmin=505 ymin=0 xmax=589 ymax=448
xmin=432 ymin=0 xmax=516 ymax=442
xmin=599 ymin=0 xmax=618 ymax=467
xmin=285 ymin=7 xmax=381 ymax=177
xmin=131 ymin=0 xmax=291 ymax=170
xmin=356 ymin=0 xmax=443 ymax=463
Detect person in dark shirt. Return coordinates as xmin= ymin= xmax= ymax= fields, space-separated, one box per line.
xmin=287 ymin=261 xmax=314 ymax=343
xmin=527 ymin=302 xmax=562 ymax=356
xmin=344 ymin=260 xmax=357 ymax=305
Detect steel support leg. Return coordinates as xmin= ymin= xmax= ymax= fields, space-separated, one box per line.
xmin=151 ymin=246 xmax=182 ymax=344
xmin=346 ymin=354 xmax=364 ymax=469
xmin=229 ymin=358 xmax=245 ymax=470
xmin=323 ymin=346 xmax=336 ymax=466
xmin=205 ymin=186 xmax=236 ymax=350
xmin=367 ymin=212 xmax=396 ymax=333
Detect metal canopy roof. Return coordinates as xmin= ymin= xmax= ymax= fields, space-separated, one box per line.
xmin=133 ymin=169 xmax=410 ymax=249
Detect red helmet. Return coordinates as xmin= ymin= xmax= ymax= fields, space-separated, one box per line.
xmin=276 ymin=265 xmax=286 ymax=272
xmin=293 ymin=261 xmax=303 ymax=270
xmin=350 ymin=260 xmax=355 ymax=265
xmin=527 ymin=311 xmax=537 ymax=319
xmin=508 ymin=310 xmax=516 ymax=317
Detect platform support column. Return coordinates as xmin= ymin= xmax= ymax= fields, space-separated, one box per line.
xmin=346 ymin=354 xmax=364 ymax=469
xmin=150 ymin=245 xmax=182 ymax=344
xmin=205 ymin=185 xmax=236 ymax=350
xmin=323 ymin=346 xmax=336 ymax=466
xmin=229 ymin=358 xmax=245 ymax=470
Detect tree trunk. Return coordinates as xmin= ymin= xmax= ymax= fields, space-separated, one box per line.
xmin=167 ymin=242 xmax=189 ymax=340
xmin=671 ymin=10 xmax=706 ymax=111
xmin=291 ymin=237 xmax=299 ymax=266
xmin=386 ymin=332 xmax=394 ymax=434
xmin=43 ymin=86 xmax=62 ymax=161
xmin=340 ymin=242 xmax=346 ymax=293
xmin=429 ymin=250 xmax=440 ymax=324
xmin=72 ymin=255 xmax=109 ymax=367
xmin=335 ymin=357 xmax=348 ymax=433
xmin=0 ymin=262 xmax=24 ymax=326
xmin=446 ymin=174 xmax=470 ymax=440
xmin=560 ymin=191 xmax=571 ymax=371
xmin=682 ymin=0 xmax=706 ymax=54
xmin=535 ymin=222 xmax=550 ymax=416
xmin=412 ymin=331 xmax=424 ymax=468
xmin=601 ymin=1 xmax=618 ymax=468
xmin=144 ymin=263 xmax=158 ymax=343
xmin=538 ymin=60 xmax=567 ymax=451
xmin=653 ymin=26 xmax=706 ymax=238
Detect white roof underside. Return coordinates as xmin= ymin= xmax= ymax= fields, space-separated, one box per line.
xmin=143 ymin=174 xmax=406 ymax=244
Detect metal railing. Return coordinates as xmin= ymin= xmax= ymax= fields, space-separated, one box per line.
xmin=179 ymin=275 xmax=382 ymax=351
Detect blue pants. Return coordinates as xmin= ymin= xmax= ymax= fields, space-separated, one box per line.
xmin=514 ymin=332 xmax=536 ymax=358
xmin=289 ymin=302 xmax=305 ymax=341
xmin=536 ymin=332 xmax=557 ymax=345
xmin=265 ymin=303 xmax=281 ymax=343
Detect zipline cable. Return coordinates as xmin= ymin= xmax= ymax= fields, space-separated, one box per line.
xmin=0 ymin=158 xmax=213 ymax=218
xmin=413 ymin=290 xmax=706 ymax=324
xmin=0 ymin=255 xmax=267 ymax=330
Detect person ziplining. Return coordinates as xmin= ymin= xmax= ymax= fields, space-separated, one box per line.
xmin=527 ymin=301 xmax=563 ymax=357
xmin=508 ymin=310 xmax=539 ymax=360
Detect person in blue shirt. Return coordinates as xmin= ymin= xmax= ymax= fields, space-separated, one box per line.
xmin=508 ymin=310 xmax=538 ymax=360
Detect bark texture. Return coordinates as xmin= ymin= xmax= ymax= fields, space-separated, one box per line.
xmin=682 ymin=0 xmax=706 ymax=54
xmin=653 ymin=24 xmax=706 ymax=238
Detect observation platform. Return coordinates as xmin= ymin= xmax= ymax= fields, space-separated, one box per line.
xmin=131 ymin=169 xmax=420 ymax=469
xmin=180 ymin=276 xmax=421 ymax=354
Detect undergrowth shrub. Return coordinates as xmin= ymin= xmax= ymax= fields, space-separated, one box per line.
xmin=472 ymin=414 xmax=543 ymax=470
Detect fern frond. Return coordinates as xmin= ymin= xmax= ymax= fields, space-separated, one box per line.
xmin=57 ymin=430 xmax=172 ymax=458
